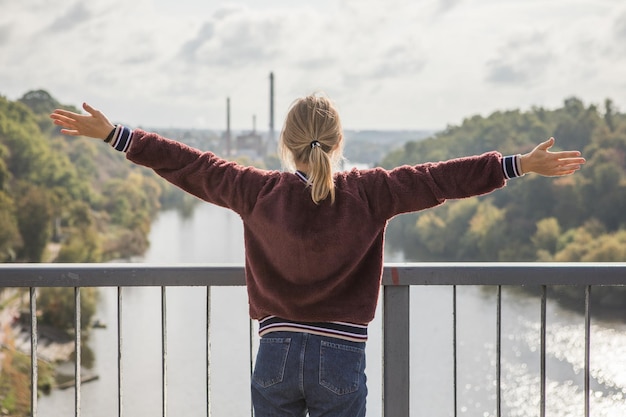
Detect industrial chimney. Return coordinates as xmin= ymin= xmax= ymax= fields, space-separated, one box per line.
xmin=269 ymin=72 xmax=275 ymax=147
xmin=226 ymin=97 xmax=231 ymax=156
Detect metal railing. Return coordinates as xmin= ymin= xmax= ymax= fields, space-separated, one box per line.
xmin=1 ymin=262 xmax=625 ymax=417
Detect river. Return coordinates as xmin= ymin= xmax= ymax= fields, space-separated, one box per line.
xmin=38 ymin=203 xmax=626 ymax=417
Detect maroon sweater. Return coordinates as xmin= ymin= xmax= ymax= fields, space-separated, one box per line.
xmin=126 ymin=129 xmax=508 ymax=324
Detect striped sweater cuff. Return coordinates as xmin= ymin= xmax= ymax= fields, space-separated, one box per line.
xmin=108 ymin=125 xmax=133 ymax=152
xmin=502 ymin=154 xmax=525 ymax=179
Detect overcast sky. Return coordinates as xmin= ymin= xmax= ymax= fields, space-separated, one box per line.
xmin=2 ymin=0 xmax=625 ymax=131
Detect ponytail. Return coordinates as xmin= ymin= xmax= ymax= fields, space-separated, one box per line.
xmin=308 ymin=140 xmax=335 ymax=204
xmin=279 ymin=94 xmax=344 ymax=204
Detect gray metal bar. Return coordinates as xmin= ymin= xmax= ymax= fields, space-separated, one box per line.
xmin=118 ymin=287 xmax=123 ymax=417
xmin=381 ymin=263 xmax=626 ymax=286
xmin=206 ymin=287 xmax=211 ymax=417
xmin=540 ymin=286 xmax=547 ymax=417
xmin=3 ymin=263 xmax=626 ymax=287
xmin=1 ymin=264 xmax=247 ymax=287
xmin=249 ymin=318 xmax=254 ymax=417
xmin=383 ymin=285 xmax=410 ymax=417
xmin=452 ymin=286 xmax=457 ymax=417
xmin=30 ymin=287 xmax=38 ymax=417
xmin=75 ymin=287 xmax=81 ymax=417
xmin=496 ymin=285 xmax=501 ymax=417
xmin=162 ymin=286 xmax=167 ymax=417
xmin=585 ymin=286 xmax=591 ymax=417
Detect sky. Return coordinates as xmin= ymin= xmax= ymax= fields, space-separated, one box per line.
xmin=1 ymin=0 xmax=625 ymax=131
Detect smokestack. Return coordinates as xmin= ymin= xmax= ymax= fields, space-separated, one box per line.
xmin=269 ymin=72 xmax=275 ymax=143
xmin=226 ymin=97 xmax=231 ymax=156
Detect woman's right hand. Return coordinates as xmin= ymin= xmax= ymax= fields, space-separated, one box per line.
xmin=50 ymin=102 xmax=115 ymax=140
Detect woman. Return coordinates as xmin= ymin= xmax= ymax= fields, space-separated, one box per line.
xmin=50 ymin=94 xmax=585 ymax=417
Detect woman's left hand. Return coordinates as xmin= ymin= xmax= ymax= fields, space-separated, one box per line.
xmin=519 ymin=137 xmax=586 ymax=176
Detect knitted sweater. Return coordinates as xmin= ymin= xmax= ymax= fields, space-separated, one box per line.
xmin=115 ymin=128 xmax=521 ymax=325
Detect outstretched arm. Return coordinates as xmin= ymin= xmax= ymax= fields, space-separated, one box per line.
xmin=519 ymin=137 xmax=585 ymax=176
xmin=50 ymin=102 xmax=115 ymax=140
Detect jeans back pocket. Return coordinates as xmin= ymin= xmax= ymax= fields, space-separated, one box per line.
xmin=252 ymin=337 xmax=291 ymax=388
xmin=319 ymin=340 xmax=365 ymax=395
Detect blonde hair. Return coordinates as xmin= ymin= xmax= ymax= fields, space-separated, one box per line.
xmin=279 ymin=94 xmax=344 ymax=204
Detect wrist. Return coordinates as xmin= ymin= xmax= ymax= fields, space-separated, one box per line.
xmin=519 ymin=153 xmax=531 ymax=174
xmin=104 ymin=125 xmax=117 ymax=143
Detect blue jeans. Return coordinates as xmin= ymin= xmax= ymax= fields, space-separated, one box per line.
xmin=251 ymin=332 xmax=367 ymax=417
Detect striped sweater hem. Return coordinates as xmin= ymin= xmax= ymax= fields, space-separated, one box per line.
xmin=258 ymin=316 xmax=368 ymax=343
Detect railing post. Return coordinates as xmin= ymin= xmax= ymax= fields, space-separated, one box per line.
xmin=383 ymin=285 xmax=410 ymax=417
xmin=75 ymin=287 xmax=82 ymax=417
xmin=30 ymin=287 xmax=38 ymax=417
xmin=118 ymin=287 xmax=124 ymax=417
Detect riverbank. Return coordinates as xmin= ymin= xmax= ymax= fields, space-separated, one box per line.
xmin=0 ymin=288 xmax=103 ymax=415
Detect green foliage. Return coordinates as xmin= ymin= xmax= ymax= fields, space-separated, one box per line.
xmin=102 ymin=172 xmax=161 ymax=230
xmin=383 ymin=96 xmax=626 ymax=263
xmin=56 ymin=201 xmax=103 ymax=262
xmin=37 ymin=287 xmax=99 ymax=331
xmin=0 ymin=340 xmax=55 ymax=416
xmin=0 ymin=90 xmax=167 ymax=263
xmin=0 ymin=191 xmax=21 ymax=261
xmin=15 ymin=183 xmax=53 ymax=262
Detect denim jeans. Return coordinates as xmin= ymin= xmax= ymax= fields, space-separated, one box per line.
xmin=251 ymin=331 xmax=367 ymax=417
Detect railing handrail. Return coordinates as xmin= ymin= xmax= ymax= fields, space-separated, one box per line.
xmin=2 ymin=262 xmax=626 ymax=287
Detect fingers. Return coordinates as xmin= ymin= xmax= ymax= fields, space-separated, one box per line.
xmin=50 ymin=110 xmax=85 ymax=137
xmin=51 ymin=108 xmax=80 ymax=119
xmin=549 ymin=158 xmax=585 ymax=176
xmin=82 ymin=102 xmax=99 ymax=117
xmin=59 ymin=129 xmax=81 ymax=136
xmin=536 ymin=137 xmax=555 ymax=151
xmin=551 ymin=150 xmax=583 ymax=158
xmin=50 ymin=112 xmax=79 ymax=129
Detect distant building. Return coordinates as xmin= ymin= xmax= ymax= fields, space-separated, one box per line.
xmin=235 ymin=115 xmax=264 ymax=160
xmin=221 ymin=72 xmax=276 ymax=161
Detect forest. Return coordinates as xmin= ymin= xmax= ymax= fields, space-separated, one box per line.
xmin=0 ymin=90 xmax=189 ymax=264
xmin=381 ymin=97 xmax=626 ymax=266
xmin=2 ymin=91 xmax=626 ymax=267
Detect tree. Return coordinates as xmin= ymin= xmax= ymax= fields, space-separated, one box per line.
xmin=37 ymin=287 xmax=99 ymax=332
xmin=0 ymin=192 xmax=22 ymax=261
xmin=532 ymin=217 xmax=561 ymax=255
xmin=604 ymin=98 xmax=616 ymax=132
xmin=466 ymin=200 xmax=506 ymax=260
xmin=15 ymin=184 xmax=53 ymax=262
xmin=18 ymin=90 xmax=62 ymax=115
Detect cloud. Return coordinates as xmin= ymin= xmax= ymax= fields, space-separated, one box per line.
xmin=436 ymin=0 xmax=463 ymax=15
xmin=46 ymin=2 xmax=92 ymax=33
xmin=177 ymin=8 xmax=284 ymax=69
xmin=614 ymin=10 xmax=626 ymax=44
xmin=485 ymin=32 xmax=553 ymax=87
xmin=0 ymin=23 xmax=11 ymax=46
xmin=180 ymin=22 xmax=215 ymax=61
xmin=3 ymin=0 xmax=623 ymax=130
